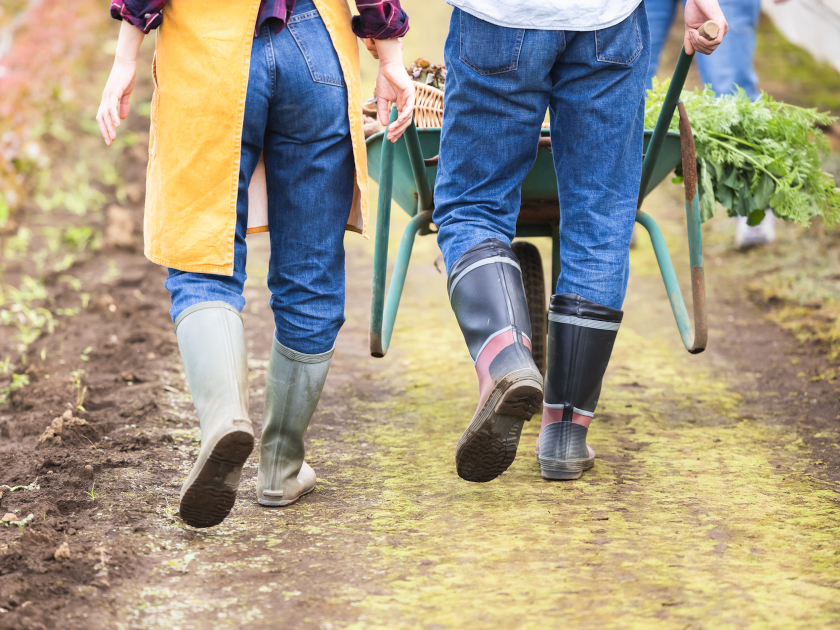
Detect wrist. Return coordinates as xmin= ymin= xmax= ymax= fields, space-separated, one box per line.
xmin=114 ymin=54 xmax=138 ymax=66
xmin=373 ymin=38 xmax=403 ymax=65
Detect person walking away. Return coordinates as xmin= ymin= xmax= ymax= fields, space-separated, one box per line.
xmin=96 ymin=0 xmax=415 ymax=527
xmin=434 ymin=0 xmax=726 ymax=482
xmin=645 ymin=0 xmax=775 ymax=249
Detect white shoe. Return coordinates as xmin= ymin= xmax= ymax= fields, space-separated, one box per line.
xmin=735 ymin=209 xmax=776 ymax=250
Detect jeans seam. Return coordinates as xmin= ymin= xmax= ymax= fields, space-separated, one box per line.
xmin=263 ymin=25 xmax=276 ymax=99
xmin=287 ymin=9 xmax=318 ymax=24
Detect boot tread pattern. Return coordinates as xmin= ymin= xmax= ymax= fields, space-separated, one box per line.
xmin=455 ymin=369 xmax=542 ymax=483
xmin=179 ymin=430 xmax=254 ymax=528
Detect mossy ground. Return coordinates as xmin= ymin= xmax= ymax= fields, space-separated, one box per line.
xmin=95 ymin=182 xmax=840 ymax=629
xmin=3 ymin=1 xmax=839 ymax=626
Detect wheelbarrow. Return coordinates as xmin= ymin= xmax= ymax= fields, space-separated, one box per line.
xmin=366 ymin=47 xmax=707 ymax=372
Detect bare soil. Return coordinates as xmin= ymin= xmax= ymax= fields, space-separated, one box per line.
xmin=1 ymin=178 xmax=839 ymax=628
xmin=1 ymin=8 xmax=839 ymax=626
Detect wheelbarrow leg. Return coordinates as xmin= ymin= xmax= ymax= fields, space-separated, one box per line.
xmin=369 ymin=108 xmax=400 ymax=357
xmin=370 ymin=210 xmax=433 ymax=357
xmin=370 ymin=110 xmax=434 ymax=357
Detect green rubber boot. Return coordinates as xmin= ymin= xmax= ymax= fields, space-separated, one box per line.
xmin=257 ymin=338 xmax=333 ymax=507
xmin=175 ymin=302 xmax=254 ymax=528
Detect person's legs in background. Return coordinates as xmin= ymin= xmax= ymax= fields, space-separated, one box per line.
xmin=645 ymin=0 xmax=773 ymax=248
xmin=694 ymin=0 xmax=761 ymax=100
xmin=694 ymin=0 xmax=775 ymax=248
xmin=434 ymin=9 xmax=559 ymax=482
xmin=537 ymin=3 xmax=650 ymax=480
xmin=256 ymin=0 xmax=355 ymax=507
xmin=162 ymin=31 xmax=273 ymax=528
xmin=645 ymin=0 xmax=679 ymax=90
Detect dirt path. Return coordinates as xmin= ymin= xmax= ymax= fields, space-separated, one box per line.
xmin=2 ymin=178 xmax=840 ymax=628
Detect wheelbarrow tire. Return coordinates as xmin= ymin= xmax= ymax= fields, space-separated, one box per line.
xmin=511 ymin=241 xmax=547 ymax=376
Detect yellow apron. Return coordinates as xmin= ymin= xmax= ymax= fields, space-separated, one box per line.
xmin=145 ymin=0 xmax=368 ymax=275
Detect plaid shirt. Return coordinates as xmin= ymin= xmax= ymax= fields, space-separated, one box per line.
xmin=110 ymin=0 xmax=409 ymax=39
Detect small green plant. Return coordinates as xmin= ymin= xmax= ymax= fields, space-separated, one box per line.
xmin=62 ymin=226 xmax=94 ymax=252
xmin=0 ymin=478 xmax=39 ymax=493
xmin=0 ymin=373 xmax=30 ymax=405
xmin=71 ymin=368 xmax=87 ymax=410
xmin=79 ymin=346 xmax=92 ymax=362
xmin=0 ymin=194 xmax=10 ymax=229
xmin=4 ymin=513 xmax=34 ymax=532
xmin=85 ymin=482 xmax=97 ymax=501
xmin=166 ymin=552 xmax=198 ymax=573
xmin=58 ymin=274 xmax=82 ymax=292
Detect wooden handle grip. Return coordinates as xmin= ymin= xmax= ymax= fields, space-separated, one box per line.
xmin=697 ymin=21 xmax=719 ymax=41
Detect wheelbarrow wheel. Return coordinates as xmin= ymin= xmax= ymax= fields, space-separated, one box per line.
xmin=512 ymin=241 xmax=547 ymax=376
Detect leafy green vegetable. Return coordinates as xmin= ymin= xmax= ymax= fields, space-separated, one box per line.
xmin=645 ymin=79 xmax=840 ymax=229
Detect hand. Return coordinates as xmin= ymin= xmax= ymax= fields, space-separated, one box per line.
xmin=96 ymin=59 xmax=137 ymax=145
xmin=363 ymin=38 xmax=379 ymax=59
xmin=96 ymin=20 xmax=145 ymax=146
xmin=684 ymin=0 xmax=728 ymax=55
xmin=372 ymin=38 xmax=415 ymax=142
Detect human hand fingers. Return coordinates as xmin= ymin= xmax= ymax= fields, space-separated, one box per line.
xmin=387 ymin=86 xmax=415 ymax=142
xmin=688 ymin=25 xmax=723 ymax=55
xmin=119 ymin=92 xmax=132 ymax=120
xmin=683 ymin=0 xmax=727 ymax=54
xmin=96 ymin=105 xmax=112 ymax=146
xmin=363 ymin=38 xmax=379 ymax=59
xmin=99 ymin=92 xmax=117 ymax=143
xmin=110 ymin=90 xmax=121 ymax=131
xmin=377 ymin=93 xmax=393 ymax=128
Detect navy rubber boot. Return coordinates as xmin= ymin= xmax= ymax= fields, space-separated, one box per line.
xmin=536 ymin=293 xmax=622 ymax=480
xmin=449 ymin=239 xmax=543 ymax=483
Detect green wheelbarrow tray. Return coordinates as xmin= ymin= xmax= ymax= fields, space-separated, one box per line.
xmin=367 ymin=48 xmax=707 ymax=360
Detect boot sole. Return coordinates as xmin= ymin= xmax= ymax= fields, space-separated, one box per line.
xmin=455 ymin=369 xmax=543 ymax=483
xmin=257 ymin=484 xmax=316 ymax=508
xmin=179 ymin=429 xmax=254 ymax=528
xmin=537 ymin=455 xmax=595 ymax=481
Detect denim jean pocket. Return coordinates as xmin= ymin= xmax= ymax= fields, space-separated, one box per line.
xmin=595 ymin=10 xmax=642 ymax=65
xmin=458 ymin=8 xmax=525 ymax=75
xmin=287 ymin=10 xmax=345 ymax=87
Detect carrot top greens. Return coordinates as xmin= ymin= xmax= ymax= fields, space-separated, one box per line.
xmin=645 ymin=79 xmax=840 ymax=228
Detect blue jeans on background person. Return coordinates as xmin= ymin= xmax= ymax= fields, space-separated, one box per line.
xmin=645 ymin=0 xmax=761 ymax=98
xmin=164 ymin=0 xmax=354 ymax=355
xmin=433 ymin=3 xmax=651 ymax=311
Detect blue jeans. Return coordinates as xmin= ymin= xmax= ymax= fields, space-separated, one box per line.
xmin=645 ymin=0 xmax=760 ymax=98
xmin=165 ymin=0 xmax=354 ymax=355
xmin=434 ymin=4 xmax=651 ymax=310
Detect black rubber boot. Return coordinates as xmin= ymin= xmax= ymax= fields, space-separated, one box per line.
xmin=537 ymin=293 xmax=622 ymax=480
xmin=449 ymin=239 xmax=543 ymax=483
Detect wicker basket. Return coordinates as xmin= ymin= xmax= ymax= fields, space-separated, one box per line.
xmin=413 ymin=82 xmax=444 ymax=128
xmin=412 ymin=83 xmax=546 ymax=130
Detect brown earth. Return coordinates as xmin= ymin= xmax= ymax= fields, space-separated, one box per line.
xmin=1 ymin=5 xmax=840 ymax=627
xmin=1 ymin=177 xmax=839 ymax=628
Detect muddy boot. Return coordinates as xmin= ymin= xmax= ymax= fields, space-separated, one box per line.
xmin=175 ymin=302 xmax=254 ymax=528
xmin=449 ymin=239 xmax=543 ymax=483
xmin=257 ymin=338 xmax=333 ymax=507
xmin=537 ymin=293 xmax=622 ymax=480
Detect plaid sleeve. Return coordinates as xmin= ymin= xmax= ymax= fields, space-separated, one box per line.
xmin=110 ymin=0 xmax=166 ymax=34
xmin=351 ymin=0 xmax=409 ymax=39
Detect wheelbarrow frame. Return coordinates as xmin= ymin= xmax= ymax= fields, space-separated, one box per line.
xmin=368 ymin=48 xmax=707 ymax=359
